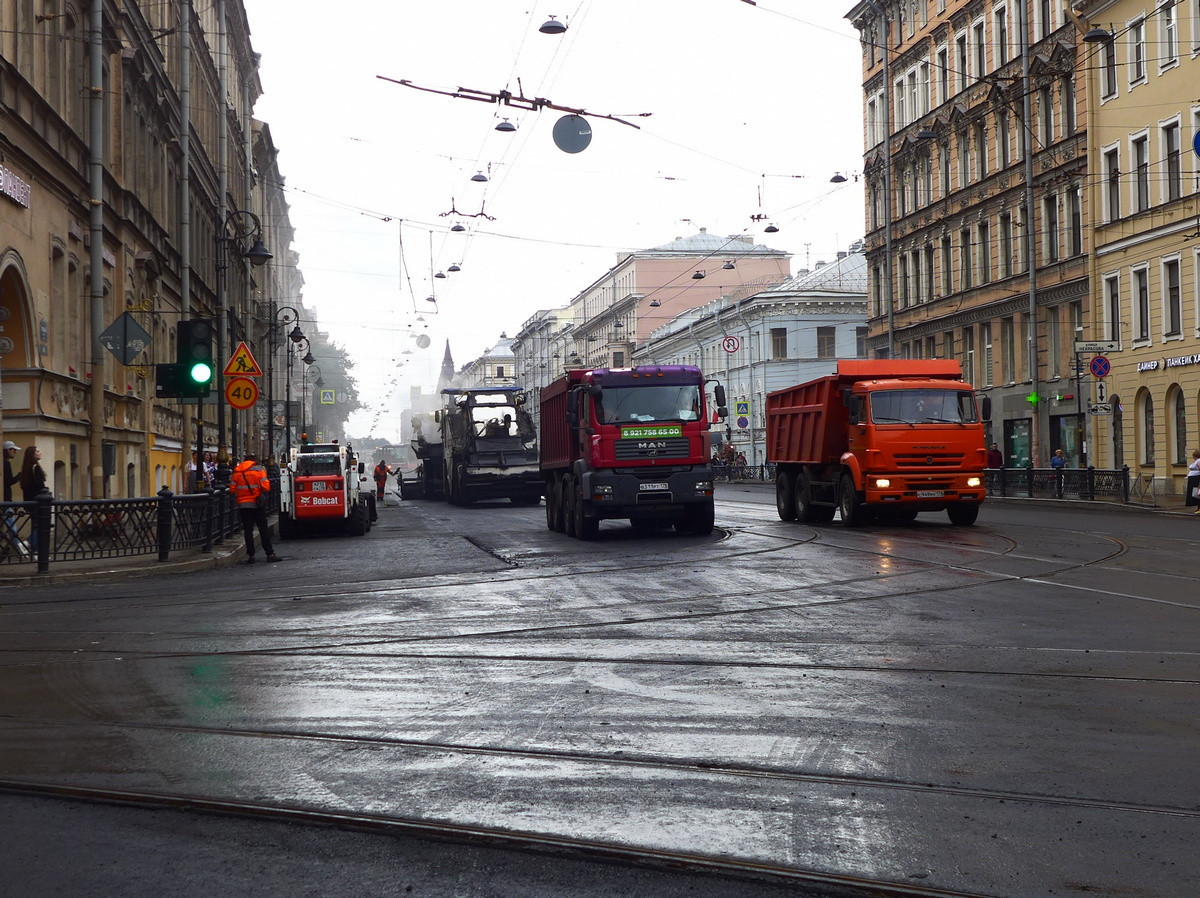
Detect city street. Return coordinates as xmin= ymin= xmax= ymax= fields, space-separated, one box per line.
xmin=1 ymin=487 xmax=1198 ymax=897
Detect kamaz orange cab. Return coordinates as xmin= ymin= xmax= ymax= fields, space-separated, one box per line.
xmin=767 ymin=360 xmax=988 ymax=526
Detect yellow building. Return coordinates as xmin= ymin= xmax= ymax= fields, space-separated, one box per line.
xmin=1077 ymin=0 xmax=1200 ymax=499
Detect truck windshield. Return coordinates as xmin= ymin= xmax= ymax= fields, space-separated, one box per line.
xmin=297 ymin=454 xmax=342 ymax=476
xmin=471 ymin=405 xmax=519 ymax=437
xmin=870 ymin=389 xmax=978 ymax=425
xmin=597 ymin=384 xmax=702 ymax=424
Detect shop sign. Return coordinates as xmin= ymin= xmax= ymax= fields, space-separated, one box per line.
xmin=1137 ymin=360 xmax=1160 ymax=372
xmin=1 ymin=164 xmax=31 ymax=208
xmin=1165 ymin=354 xmax=1200 ymax=369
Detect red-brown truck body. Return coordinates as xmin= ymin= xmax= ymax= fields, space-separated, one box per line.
xmin=539 ymin=365 xmax=722 ymax=539
xmin=767 ymin=360 xmax=987 ymax=526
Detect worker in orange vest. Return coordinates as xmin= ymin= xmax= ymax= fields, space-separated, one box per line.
xmin=230 ymin=451 xmax=279 ymax=564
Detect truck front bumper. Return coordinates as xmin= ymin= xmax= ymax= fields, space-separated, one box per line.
xmin=579 ymin=467 xmax=714 ymax=519
xmin=863 ymin=472 xmax=985 ymax=508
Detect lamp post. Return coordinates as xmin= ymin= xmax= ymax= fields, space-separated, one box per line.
xmin=267 ymin=304 xmax=306 ymax=463
xmin=215 ymin=207 xmax=272 ymax=481
xmin=301 ymin=361 xmax=321 ymax=440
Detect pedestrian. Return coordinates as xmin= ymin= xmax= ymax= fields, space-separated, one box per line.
xmin=230 ymin=451 xmax=279 ymax=564
xmin=1050 ymin=449 xmax=1067 ymax=469
xmin=186 ymin=450 xmax=200 ymax=491
xmin=202 ymin=451 xmax=216 ymax=488
xmin=1187 ymin=449 xmax=1200 ymax=515
xmin=986 ymin=442 xmax=1003 ymax=468
xmin=373 ymin=458 xmax=390 ymax=499
xmin=18 ymin=445 xmax=48 ymax=552
xmin=2 ymin=440 xmax=28 ymax=558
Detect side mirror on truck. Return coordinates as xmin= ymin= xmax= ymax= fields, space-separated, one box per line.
xmin=979 ymin=395 xmax=992 ymax=420
xmin=714 ymin=384 xmax=727 ymax=407
xmin=358 ymin=462 xmax=366 ymax=474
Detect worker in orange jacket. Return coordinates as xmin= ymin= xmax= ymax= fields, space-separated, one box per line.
xmin=230 ymin=452 xmax=279 ymax=564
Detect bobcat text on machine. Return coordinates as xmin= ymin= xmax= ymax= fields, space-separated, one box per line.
xmin=278 ymin=442 xmax=375 ymax=538
xmin=436 ymin=387 xmax=543 ymax=506
xmin=767 ymin=360 xmax=988 ymax=527
xmin=540 ymin=365 xmax=726 ymax=540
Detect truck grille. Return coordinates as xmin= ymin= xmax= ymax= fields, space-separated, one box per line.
xmin=894 ymin=452 xmax=966 ymax=468
xmin=614 ymin=437 xmax=691 ymax=460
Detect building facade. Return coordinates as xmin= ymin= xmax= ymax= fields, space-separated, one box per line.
xmin=847 ymin=0 xmax=1094 ymax=468
xmin=640 ymin=248 xmax=869 ymax=468
xmin=1 ymin=1 xmax=307 ymax=498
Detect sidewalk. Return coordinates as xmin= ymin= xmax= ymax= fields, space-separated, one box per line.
xmin=0 ymin=537 xmax=246 ymax=588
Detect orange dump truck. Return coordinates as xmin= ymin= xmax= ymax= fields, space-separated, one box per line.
xmin=766 ymin=360 xmax=988 ymax=526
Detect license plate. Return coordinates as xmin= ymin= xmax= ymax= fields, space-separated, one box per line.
xmin=916 ymin=490 xmax=944 ymax=498
xmin=312 ymin=481 xmax=327 ymax=491
xmin=639 ymin=482 xmax=669 ymax=491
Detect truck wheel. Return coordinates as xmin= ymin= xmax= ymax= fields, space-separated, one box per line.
xmin=573 ymin=484 xmax=598 ymax=541
xmin=365 ymin=493 xmax=378 ymax=522
xmin=563 ymin=477 xmax=578 ymax=538
xmin=347 ymin=503 xmax=368 ymax=536
xmin=775 ymin=472 xmax=797 ymax=521
xmin=545 ymin=481 xmax=558 ymax=530
xmin=838 ymin=474 xmax=867 ymax=527
xmin=456 ymin=467 xmax=475 ymax=506
xmin=686 ymin=501 xmax=715 ymax=535
xmin=947 ymin=503 xmax=980 ymax=526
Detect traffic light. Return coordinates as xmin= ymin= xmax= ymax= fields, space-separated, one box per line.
xmin=176 ymin=318 xmax=214 ymax=397
xmin=154 ymin=363 xmax=184 ymax=399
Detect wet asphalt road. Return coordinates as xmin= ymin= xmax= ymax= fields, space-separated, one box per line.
xmin=1 ymin=487 xmax=1198 ymax=897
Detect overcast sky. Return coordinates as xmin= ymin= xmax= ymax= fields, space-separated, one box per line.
xmin=242 ymin=0 xmax=867 ymax=440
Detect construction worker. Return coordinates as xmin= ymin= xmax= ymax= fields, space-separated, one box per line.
xmin=373 ymin=458 xmax=390 ymax=499
xmin=230 ymin=451 xmax=279 ymax=564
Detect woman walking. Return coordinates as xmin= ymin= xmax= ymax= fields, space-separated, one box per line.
xmin=18 ymin=445 xmax=47 ymax=551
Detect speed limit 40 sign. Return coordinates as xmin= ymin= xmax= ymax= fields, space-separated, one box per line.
xmin=225 ymin=376 xmax=260 ymax=410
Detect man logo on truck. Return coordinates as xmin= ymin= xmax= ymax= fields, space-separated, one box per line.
xmin=638 ymin=441 xmax=668 ymax=454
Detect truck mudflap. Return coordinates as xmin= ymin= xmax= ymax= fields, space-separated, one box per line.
xmin=578 ymin=467 xmax=714 ymax=519
xmin=293 ymin=480 xmax=348 ymax=519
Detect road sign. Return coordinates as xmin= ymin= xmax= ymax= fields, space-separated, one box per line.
xmin=98 ymin=312 xmax=151 ymax=365
xmin=319 ymin=389 xmax=335 ymax=405
xmin=223 ymin=341 xmax=263 ymax=377
xmin=721 ymin=335 xmax=741 ymax=353
xmin=1095 ymin=380 xmax=1108 ymax=403
xmin=225 ymin=376 xmax=259 ymax=410
xmin=1088 ymin=402 xmax=1113 ymax=415
xmin=1074 ymin=340 xmax=1120 ymax=354
xmin=1088 ymin=355 xmax=1111 ymax=378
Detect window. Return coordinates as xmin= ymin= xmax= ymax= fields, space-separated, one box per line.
xmin=899 ymin=254 xmax=910 ymax=306
xmin=997 ymin=108 xmax=1011 ymax=168
xmin=496 ymin=366 xmax=505 ymax=377
xmin=1047 ymin=306 xmax=1061 ymax=378
xmin=612 ymin=351 xmax=625 ymax=367
xmin=1061 ymin=77 xmax=1075 ymax=135
xmin=958 ymin=131 xmax=971 ymax=186
xmin=1100 ymin=39 xmax=1117 ymax=98
xmin=1039 ymin=0 xmax=1054 ymax=39
xmin=895 ymin=78 xmax=906 ymax=127
xmin=981 ymin=323 xmax=994 ymax=386
xmin=1133 ymin=266 xmax=1150 ymax=341
xmin=1038 ymin=86 xmax=1054 ymax=146
xmin=1163 ymin=258 xmax=1182 ymax=336
xmin=962 ymin=326 xmax=975 ymax=385
xmin=961 ymin=227 xmax=973 ymax=288
xmin=941 ymin=234 xmax=954 ymax=294
xmin=1043 ymin=194 xmax=1060 ymax=263
xmin=995 ymin=7 xmax=1009 ymax=65
xmin=1164 ymin=121 xmax=1181 ymax=202
xmin=956 ymin=34 xmax=969 ymax=91
xmin=1105 ymin=274 xmax=1121 ymax=344
xmin=771 ymin=327 xmax=787 ymax=359
xmin=817 ymin=327 xmax=836 ymax=359
xmin=1133 ymin=135 xmax=1150 ymax=211
xmin=975 ymin=122 xmax=988 ymax=176
xmin=937 ymin=46 xmax=950 ymax=103
xmin=1104 ymin=147 xmax=1121 ymax=220
xmin=1068 ymin=186 xmax=1082 ymax=257
xmin=999 ymin=211 xmax=1013 ymax=278
xmin=943 ymin=330 xmax=955 ymax=361
xmin=978 ymin=220 xmax=991 ymax=284
xmin=1141 ymin=392 xmax=1156 ymax=465
xmin=926 ymin=336 xmax=937 ymax=359
xmin=856 ymin=327 xmax=868 ymax=357
xmin=1130 ymin=17 xmax=1146 ymax=84
xmin=973 ymin=21 xmax=986 ymax=78
xmin=924 ymin=244 xmax=936 ymax=299
xmin=1174 ymin=390 xmax=1187 ymax=465
xmin=940 ymin=141 xmax=952 ymax=196
xmin=1001 ymin=316 xmax=1015 ymax=382
xmin=1161 ymin=0 xmax=1178 ymax=67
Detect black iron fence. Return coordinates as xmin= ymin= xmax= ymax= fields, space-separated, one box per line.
xmin=984 ymin=466 xmax=1132 ymax=502
xmin=1 ymin=482 xmax=280 ymax=574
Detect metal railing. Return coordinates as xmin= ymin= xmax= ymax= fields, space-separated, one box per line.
xmin=712 ymin=462 xmax=775 ymax=483
xmin=1 ymin=485 xmax=268 ymax=573
xmin=984 ymin=466 xmax=1132 ymax=502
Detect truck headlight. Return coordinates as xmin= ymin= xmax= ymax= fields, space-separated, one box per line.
xmin=967 ymin=477 xmax=981 ymax=488
xmin=695 ymin=480 xmax=713 ymax=492
xmin=592 ymin=485 xmax=613 ymax=500
xmin=874 ymin=478 xmax=891 ymax=489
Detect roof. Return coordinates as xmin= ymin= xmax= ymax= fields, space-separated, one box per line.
xmin=763 ymin=249 xmax=867 ymax=296
xmin=643 ymin=229 xmax=784 ymax=256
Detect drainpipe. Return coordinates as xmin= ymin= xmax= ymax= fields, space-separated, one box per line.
xmin=216 ymin=0 xmax=229 ymax=471
xmin=88 ymin=0 xmax=105 ymax=499
xmin=180 ymin=1 xmax=193 ymax=483
xmin=863 ymin=0 xmax=895 ymax=357
xmin=1020 ymin=0 xmax=1042 ymax=464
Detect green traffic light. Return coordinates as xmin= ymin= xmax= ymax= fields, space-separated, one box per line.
xmin=188 ymin=361 xmax=213 ymax=384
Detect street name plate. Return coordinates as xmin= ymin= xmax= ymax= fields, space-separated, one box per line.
xmin=1073 ymin=340 xmax=1120 ymax=354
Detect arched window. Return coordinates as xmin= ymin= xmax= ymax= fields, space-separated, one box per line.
xmin=1110 ymin=394 xmax=1124 ymax=468
xmin=1140 ymin=390 xmax=1156 ymax=466
xmin=1172 ymin=388 xmax=1187 ymax=465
